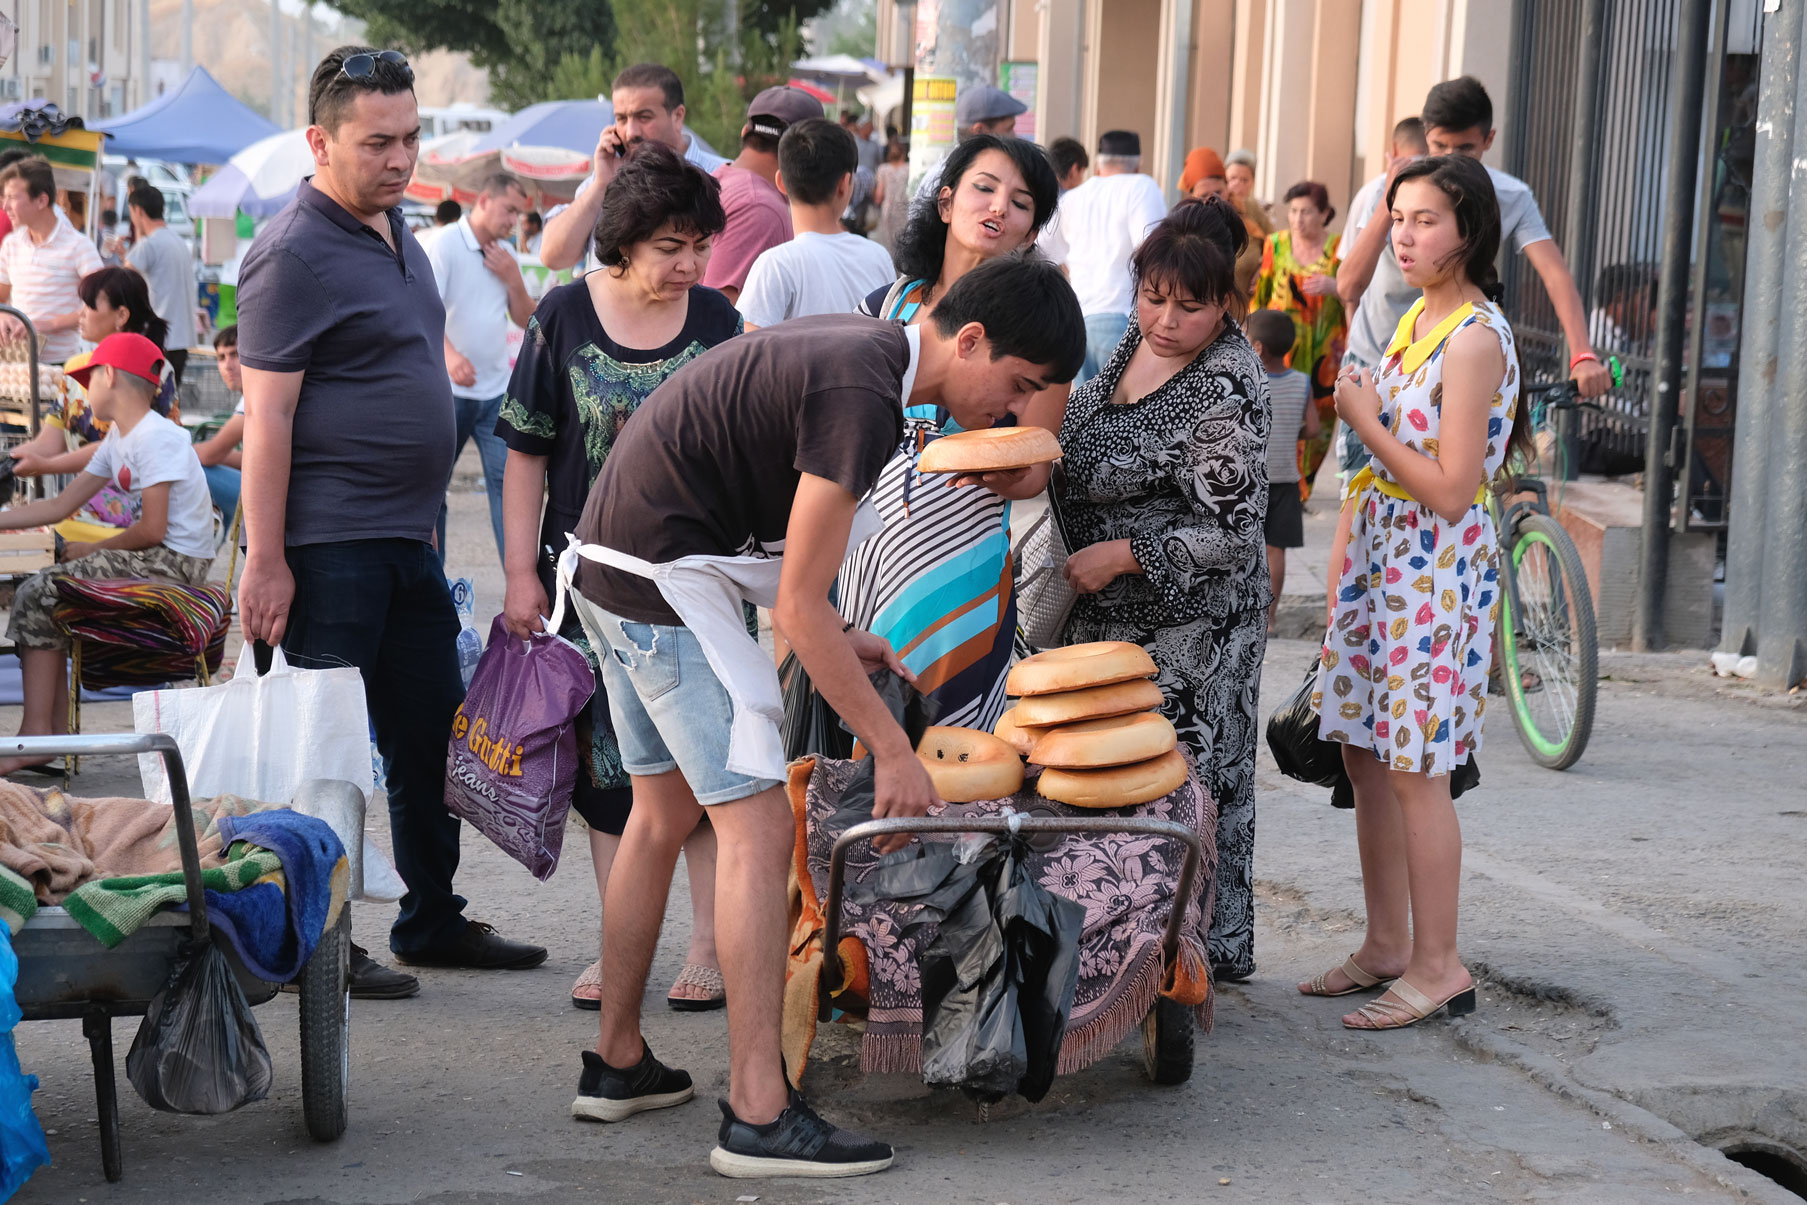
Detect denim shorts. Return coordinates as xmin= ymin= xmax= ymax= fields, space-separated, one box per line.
xmin=574 ymin=596 xmax=781 ymax=806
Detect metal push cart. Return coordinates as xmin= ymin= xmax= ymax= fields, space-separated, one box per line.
xmin=4 ymin=733 xmax=351 ymax=1182
xmin=819 ymin=813 xmax=1207 ymax=1085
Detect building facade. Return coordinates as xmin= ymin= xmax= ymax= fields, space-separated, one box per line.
xmin=3 ymin=0 xmax=150 ymax=119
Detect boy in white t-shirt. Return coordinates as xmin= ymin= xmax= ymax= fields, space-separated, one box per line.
xmin=0 ymin=332 xmax=215 ymax=772
xmin=737 ymin=117 xmax=896 ymax=329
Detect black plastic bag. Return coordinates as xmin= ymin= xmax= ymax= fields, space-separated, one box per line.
xmin=126 ymin=939 xmax=272 ymax=1114
xmin=858 ymin=834 xmax=1083 ymax=1102
xmin=1268 ymin=662 xmax=1481 ymax=808
xmin=782 ymin=656 xmax=939 ymax=763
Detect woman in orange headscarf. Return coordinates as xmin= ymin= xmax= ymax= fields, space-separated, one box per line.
xmin=1180 ymin=147 xmax=1266 ymax=297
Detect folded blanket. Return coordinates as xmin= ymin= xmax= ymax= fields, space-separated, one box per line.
xmin=0 ymin=781 xmax=264 ymax=904
xmin=207 ymin=811 xmax=347 ymax=982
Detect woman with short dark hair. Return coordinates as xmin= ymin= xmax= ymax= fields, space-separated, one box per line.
xmin=1055 ymin=195 xmax=1272 ymax=981
xmin=496 ymin=139 xmax=741 ymax=1011
xmin=1253 ymin=179 xmax=1347 ymax=497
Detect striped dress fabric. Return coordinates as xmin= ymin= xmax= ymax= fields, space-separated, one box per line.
xmin=838 ymin=278 xmax=1016 ymax=731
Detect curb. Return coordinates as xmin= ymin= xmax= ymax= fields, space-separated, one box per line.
xmin=1448 ymin=1024 xmax=1798 ymax=1202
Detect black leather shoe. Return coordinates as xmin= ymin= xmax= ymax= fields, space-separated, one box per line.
xmin=393 ymin=920 xmax=548 ymax=970
xmin=350 ymin=945 xmax=421 ymax=999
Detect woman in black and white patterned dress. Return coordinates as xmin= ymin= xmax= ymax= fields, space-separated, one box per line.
xmin=1056 ymin=196 xmax=1272 ymax=980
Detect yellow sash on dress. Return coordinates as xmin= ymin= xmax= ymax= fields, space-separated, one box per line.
xmin=1345 ymin=465 xmax=1487 ymax=507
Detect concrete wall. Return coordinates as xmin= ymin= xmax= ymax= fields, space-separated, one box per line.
xmin=1083 ymin=0 xmax=1164 ymax=159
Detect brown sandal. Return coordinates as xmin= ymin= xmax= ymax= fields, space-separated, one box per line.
xmin=1299 ymin=955 xmax=1392 ymax=998
xmin=1343 ymin=977 xmax=1477 ymax=1030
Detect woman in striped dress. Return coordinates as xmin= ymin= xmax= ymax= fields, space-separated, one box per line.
xmin=837 ymin=136 xmax=1062 ymax=729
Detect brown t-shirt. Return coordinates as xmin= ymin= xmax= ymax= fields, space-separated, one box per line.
xmin=575 ymin=314 xmax=911 ymax=623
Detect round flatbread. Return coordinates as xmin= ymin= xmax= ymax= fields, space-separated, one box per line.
xmin=1036 ymin=749 xmax=1189 ymax=809
xmin=1029 ymin=710 xmax=1178 ymax=769
xmin=916 ymin=726 xmax=1026 ymax=803
xmin=1006 ymin=641 xmax=1158 ymax=697
xmin=916 ymin=426 xmax=1062 ymax=474
xmin=1012 ymin=678 xmax=1165 ymax=727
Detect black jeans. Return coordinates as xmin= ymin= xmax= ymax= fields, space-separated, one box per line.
xmin=279 ymin=537 xmax=468 ymax=955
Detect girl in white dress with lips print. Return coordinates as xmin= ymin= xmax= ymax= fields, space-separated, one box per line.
xmin=1302 ymin=155 xmax=1527 ymax=1031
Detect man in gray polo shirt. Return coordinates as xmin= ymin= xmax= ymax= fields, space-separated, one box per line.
xmin=236 ymin=45 xmax=546 ymax=999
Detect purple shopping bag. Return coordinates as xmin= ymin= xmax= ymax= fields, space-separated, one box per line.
xmin=444 ymin=616 xmax=595 ymax=880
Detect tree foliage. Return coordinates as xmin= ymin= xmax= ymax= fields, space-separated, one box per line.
xmin=540 ymin=0 xmax=809 ymax=152
xmin=338 ymin=0 xmax=832 ymax=127
xmin=337 ymin=0 xmax=619 ymax=111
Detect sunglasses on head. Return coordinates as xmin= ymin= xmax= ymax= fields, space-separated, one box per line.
xmin=338 ymin=49 xmax=411 ymax=82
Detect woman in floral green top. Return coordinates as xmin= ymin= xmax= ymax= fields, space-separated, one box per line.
xmin=1252 ymin=181 xmax=1347 ymax=497
xmin=496 ymin=142 xmax=740 ymax=1010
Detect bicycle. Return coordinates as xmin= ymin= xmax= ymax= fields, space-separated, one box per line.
xmin=1488 ymin=359 xmax=1621 ymax=770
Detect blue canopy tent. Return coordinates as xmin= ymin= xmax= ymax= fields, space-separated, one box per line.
xmin=90 ymin=67 xmax=280 ymax=164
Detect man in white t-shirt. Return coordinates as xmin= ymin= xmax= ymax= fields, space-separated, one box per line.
xmin=1050 ymin=130 xmax=1168 ymax=383
xmin=427 ymin=172 xmax=533 ymax=561
xmin=538 ymin=63 xmax=729 ymax=273
xmin=0 ymin=157 xmax=104 ymax=363
xmin=737 ymin=119 xmax=895 ymax=329
xmin=0 ymin=333 xmax=214 ymax=774
xmin=1336 ymin=79 xmax=1613 ymax=477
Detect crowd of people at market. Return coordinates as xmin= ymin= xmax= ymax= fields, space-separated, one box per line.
xmin=0 ymin=39 xmax=1617 ymax=1181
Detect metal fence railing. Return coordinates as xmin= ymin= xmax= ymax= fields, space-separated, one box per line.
xmin=1501 ymin=0 xmax=1757 ymax=524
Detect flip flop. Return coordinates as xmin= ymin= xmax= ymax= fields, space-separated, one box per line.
xmin=667 ymin=962 xmax=725 ymax=1012
xmin=570 ymin=958 xmax=602 ymax=1011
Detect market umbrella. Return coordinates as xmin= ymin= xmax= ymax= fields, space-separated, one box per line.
xmin=188 ymin=128 xmax=312 ymax=218
xmin=471 ymin=99 xmax=613 ymax=157
xmin=409 ymin=140 xmax=591 ymax=209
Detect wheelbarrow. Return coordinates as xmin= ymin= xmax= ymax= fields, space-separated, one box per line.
xmin=4 ymin=732 xmax=351 ymax=1182
xmin=818 ymin=813 xmax=1207 ymax=1085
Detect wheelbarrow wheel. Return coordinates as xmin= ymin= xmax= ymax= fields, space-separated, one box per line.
xmin=1141 ymin=996 xmax=1194 ymax=1085
xmin=298 ymin=907 xmax=350 ymax=1141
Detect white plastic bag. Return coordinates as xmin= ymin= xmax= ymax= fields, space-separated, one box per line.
xmin=132 ymin=647 xmax=405 ymax=900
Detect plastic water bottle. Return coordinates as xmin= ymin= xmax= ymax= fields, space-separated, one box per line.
xmin=456 ymin=623 xmax=483 ymax=689
xmin=448 ymin=577 xmax=482 ymax=689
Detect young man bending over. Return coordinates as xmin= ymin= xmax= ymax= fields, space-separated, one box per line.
xmin=564 ymin=256 xmax=1086 ymax=1178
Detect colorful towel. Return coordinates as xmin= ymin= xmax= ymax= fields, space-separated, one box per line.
xmin=52 ymin=577 xmax=232 ymax=688
xmin=206 ymin=811 xmax=347 ymax=981
xmin=62 ymin=845 xmax=284 ymax=948
xmin=0 ymin=868 xmax=35 ymax=936
xmin=793 ymin=756 xmax=1218 ymax=1079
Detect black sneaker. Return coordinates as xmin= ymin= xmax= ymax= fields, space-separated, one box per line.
xmin=709 ymin=1092 xmax=894 ymax=1179
xmin=571 ymin=1044 xmax=693 ymax=1123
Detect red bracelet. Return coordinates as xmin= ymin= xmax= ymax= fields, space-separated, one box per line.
xmin=1569 ymin=352 xmax=1600 ymax=370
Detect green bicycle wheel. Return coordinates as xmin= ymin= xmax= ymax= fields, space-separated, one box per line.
xmin=1498 ymin=515 xmax=1598 ymax=769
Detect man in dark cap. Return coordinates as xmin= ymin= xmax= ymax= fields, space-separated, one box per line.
xmin=910 ymin=82 xmax=1030 ymax=211
xmin=704 ymin=85 xmax=826 ymax=302
xmin=1044 ymin=130 xmax=1168 ymax=383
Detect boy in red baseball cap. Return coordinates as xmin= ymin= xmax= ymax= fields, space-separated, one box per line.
xmin=0 ymin=332 xmax=215 ymax=774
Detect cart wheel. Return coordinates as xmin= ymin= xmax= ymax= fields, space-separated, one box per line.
xmin=298 ymin=908 xmax=350 ymax=1141
xmin=1141 ymin=997 xmax=1194 ymax=1085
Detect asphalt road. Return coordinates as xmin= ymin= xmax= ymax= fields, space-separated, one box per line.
xmin=7 ymin=477 xmax=1804 ymax=1203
